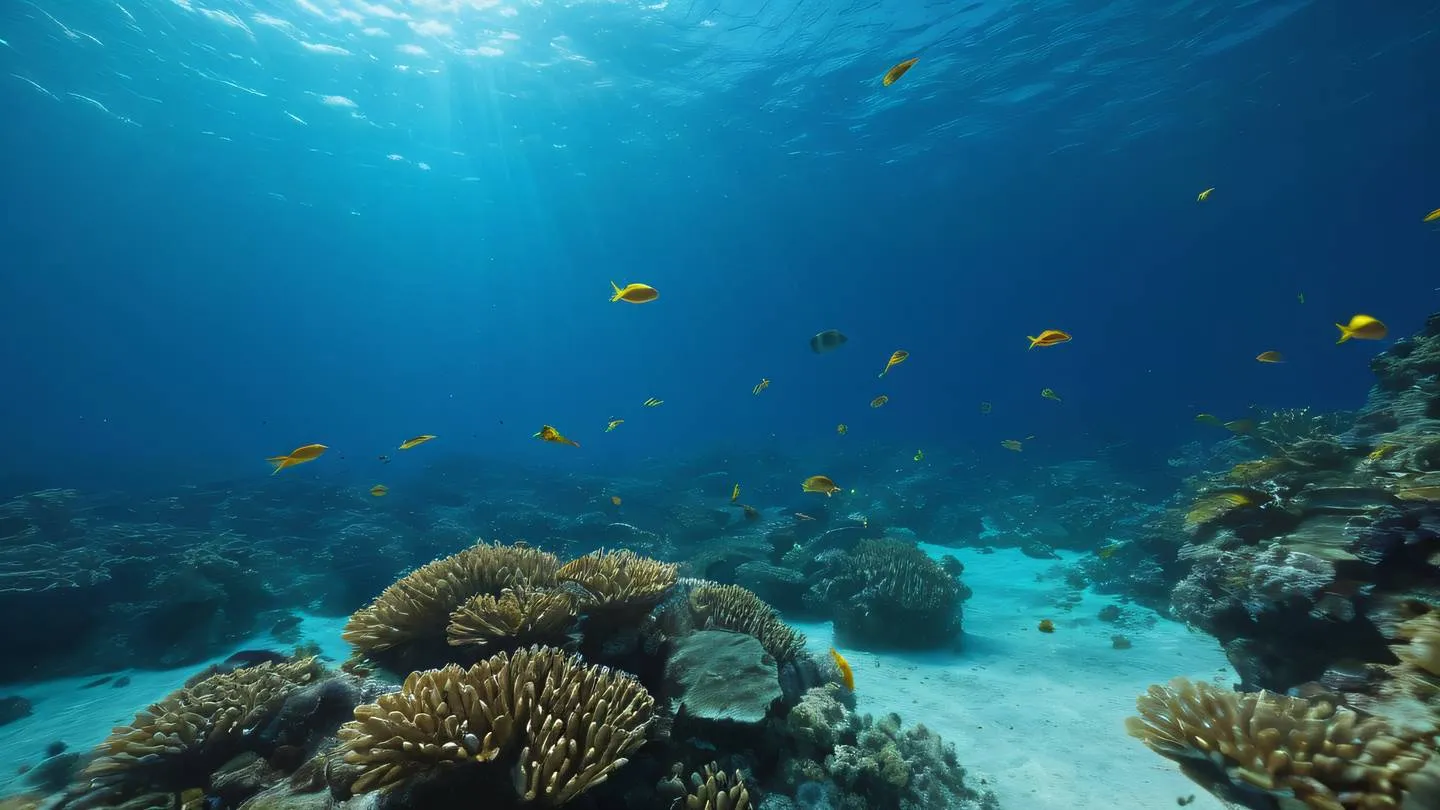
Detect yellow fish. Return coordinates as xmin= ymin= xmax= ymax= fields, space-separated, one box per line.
xmin=878 ymin=350 xmax=909 ymax=377
xmin=1368 ymin=444 xmax=1399 ymax=461
xmin=611 ymin=495 xmax=622 ymax=506
xmin=369 ymin=484 xmax=388 ymax=497
xmin=1197 ymin=187 xmax=1214 ymax=202
xmin=1026 ymin=330 xmax=1071 ymax=349
xmin=1336 ymin=314 xmax=1387 ymax=343
xmin=731 ymin=483 xmax=740 ymax=503
xmin=1097 ymin=542 xmax=1122 ymax=559
xmin=533 ymin=425 xmax=580 ymax=448
xmin=1001 ymin=435 xmax=1035 ymax=452
xmin=753 ymin=378 xmax=770 ymax=395
xmin=266 ymin=443 xmax=327 ymax=475
xmin=643 ymin=397 xmax=664 ymax=407
xmin=829 ymin=648 xmax=855 ymax=690
xmin=836 ymin=423 xmax=848 ymax=435
xmin=979 ymin=401 xmax=992 ymax=414
xmin=1041 ymin=388 xmax=1061 ymax=402
xmin=1398 ymin=486 xmax=1440 ymax=502
xmin=881 ymin=57 xmax=918 ymax=87
xmin=870 ymin=395 xmax=889 ymax=408
xmin=913 ymin=449 xmax=924 ymax=462
xmin=398 ymin=434 xmax=436 ymax=450
xmin=1255 ymin=351 xmax=1284 ymax=363
xmin=1424 ymin=208 xmax=1440 ymax=223
xmin=605 ymin=418 xmax=624 ymax=432
xmin=802 ymin=475 xmax=842 ymax=496
xmin=610 ymin=281 xmax=658 ymax=303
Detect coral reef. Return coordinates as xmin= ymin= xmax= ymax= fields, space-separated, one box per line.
xmin=803 ymin=539 xmax=966 ymax=648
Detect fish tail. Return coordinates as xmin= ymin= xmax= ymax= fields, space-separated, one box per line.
xmin=267 ymin=456 xmax=289 ymax=475
xmin=1335 ymin=324 xmax=1352 ymax=344
xmin=1026 ymin=336 xmax=1038 ymax=349
xmin=609 ymin=280 xmax=623 ymax=302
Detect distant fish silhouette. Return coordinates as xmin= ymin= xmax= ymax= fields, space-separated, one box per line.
xmin=810 ymin=329 xmax=848 ymax=353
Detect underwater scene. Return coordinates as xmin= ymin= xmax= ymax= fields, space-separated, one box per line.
xmin=3 ymin=0 xmax=1440 ymax=809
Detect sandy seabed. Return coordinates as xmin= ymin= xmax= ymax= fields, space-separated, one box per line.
xmin=0 ymin=546 xmax=1230 ymax=810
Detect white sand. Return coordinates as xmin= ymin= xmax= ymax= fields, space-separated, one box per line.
xmin=0 ymin=549 xmax=1231 ymax=809
xmin=793 ymin=544 xmax=1234 ymax=810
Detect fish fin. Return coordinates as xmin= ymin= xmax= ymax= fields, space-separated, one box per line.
xmin=1026 ymin=335 xmax=1038 ymax=349
xmin=267 ymin=457 xmax=289 ymax=475
xmin=609 ymin=281 xmax=623 ymax=302
xmin=1335 ymin=324 xmax=1351 ymax=344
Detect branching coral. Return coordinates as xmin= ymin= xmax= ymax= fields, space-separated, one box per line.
xmin=341 ymin=541 xmax=560 ymax=656
xmin=336 ymin=646 xmax=654 ymax=805
xmin=1126 ymin=677 xmax=1439 ymax=809
xmin=805 ymin=539 xmax=962 ymax=648
xmin=687 ymin=582 xmax=806 ymax=662
xmin=681 ymin=763 xmax=750 ymax=810
xmin=558 ymin=548 xmax=677 ymax=611
xmin=447 ymin=586 xmax=577 ymax=650
xmin=79 ymin=658 xmax=321 ymax=798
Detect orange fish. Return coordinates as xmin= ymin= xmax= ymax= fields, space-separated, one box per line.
xmin=882 ymin=57 xmax=918 ymax=87
xmin=266 ymin=443 xmax=327 ymax=475
xmin=533 ymin=425 xmax=580 ymax=448
xmin=1255 ymin=351 xmax=1284 ymax=363
xmin=878 ymin=350 xmax=908 ymax=377
xmin=1027 ymin=330 xmax=1071 ymax=349
xmin=802 ymin=475 xmax=841 ymax=496
xmin=830 ymin=648 xmax=855 ymax=690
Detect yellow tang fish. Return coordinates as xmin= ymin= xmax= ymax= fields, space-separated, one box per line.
xmin=1255 ymin=351 xmax=1284 ymax=363
xmin=1027 ymin=329 xmax=1071 ymax=349
xmin=753 ymin=378 xmax=770 ymax=395
xmin=1041 ymin=388 xmax=1061 ymax=402
xmin=870 ymin=395 xmax=889 ymax=408
xmin=534 ymin=424 xmax=580 ymax=448
xmin=1336 ymin=314 xmax=1387 ymax=343
xmin=610 ymin=281 xmax=658 ymax=303
xmin=881 ymin=57 xmax=918 ymax=87
xmin=398 ymin=434 xmax=436 ymax=450
xmin=369 ymin=484 xmax=388 ymax=497
xmin=643 ymin=397 xmax=664 ymax=407
xmin=731 ymin=483 xmax=741 ymax=503
xmin=1197 ymin=187 xmax=1214 ymax=202
xmin=836 ymin=423 xmax=848 ymax=435
xmin=913 ymin=449 xmax=924 ymax=462
xmin=802 ymin=475 xmax=842 ymax=496
xmin=829 ymin=648 xmax=855 ymax=690
xmin=1423 ymin=208 xmax=1440 ymax=223
xmin=878 ymin=350 xmax=909 ymax=377
xmin=266 ymin=443 xmax=327 ymax=475
xmin=606 ymin=418 xmax=624 ymax=432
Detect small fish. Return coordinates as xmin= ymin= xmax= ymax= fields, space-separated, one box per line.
xmin=1368 ymin=444 xmax=1399 ymax=461
xmin=1298 ymin=292 xmax=1305 ymax=304
xmin=398 ymin=434 xmax=436 ymax=450
xmin=1197 ymin=187 xmax=1214 ymax=202
xmin=810 ymin=329 xmax=849 ymax=353
xmin=878 ymin=350 xmax=909 ymax=377
xmin=610 ymin=281 xmax=658 ymax=303
xmin=1041 ymin=388 xmax=1061 ymax=402
xmin=1224 ymin=419 xmax=1255 ymax=434
xmin=377 ymin=455 xmax=391 ymax=464
xmin=1026 ymin=330 xmax=1071 ymax=349
xmin=837 ymin=423 xmax=848 ymax=435
xmin=369 ymin=484 xmax=388 ymax=497
xmin=731 ymin=483 xmax=741 ymax=503
xmin=611 ymin=495 xmax=622 ymax=506
xmin=533 ymin=424 xmax=580 ymax=448
xmin=1037 ymin=619 xmax=1056 ymax=633
xmin=979 ymin=401 xmax=992 ymax=414
xmin=1195 ymin=413 xmax=1224 ymax=427
xmin=829 ymin=648 xmax=855 ymax=690
xmin=802 ymin=475 xmax=841 ymax=496
xmin=643 ymin=397 xmax=664 ymax=407
xmin=1424 ymin=208 xmax=1440 ymax=223
xmin=1097 ymin=542 xmax=1122 ymax=559
xmin=753 ymin=378 xmax=770 ymax=395
xmin=870 ymin=395 xmax=889 ymax=408
xmin=266 ymin=443 xmax=327 ymax=475
xmin=913 ymin=449 xmax=924 ymax=462
xmin=741 ymin=504 xmax=759 ymax=520
xmin=795 ymin=512 xmax=816 ymax=521
xmin=882 ymin=57 xmax=918 ymax=87
xmin=1001 ymin=435 xmax=1034 ymax=452
xmin=1256 ymin=350 xmax=1284 ymax=363
xmin=605 ymin=418 xmax=624 ymax=432
xmin=1397 ymin=486 xmax=1440 ymax=502
xmin=1336 ymin=314 xmax=1387 ymax=343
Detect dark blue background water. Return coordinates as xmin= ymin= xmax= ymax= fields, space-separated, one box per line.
xmin=1 ymin=0 xmax=1437 ymax=493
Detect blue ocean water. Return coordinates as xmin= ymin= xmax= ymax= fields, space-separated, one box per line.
xmin=1 ymin=0 xmax=1436 ymax=493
